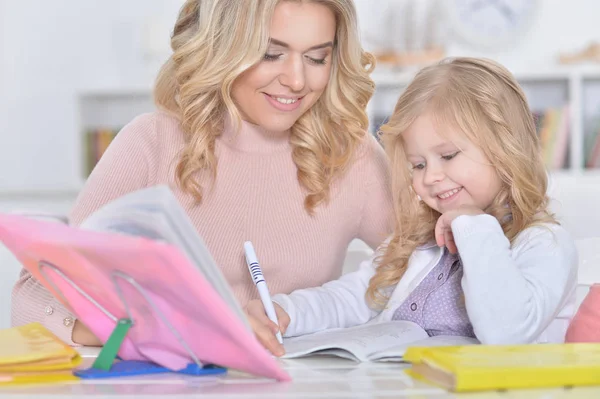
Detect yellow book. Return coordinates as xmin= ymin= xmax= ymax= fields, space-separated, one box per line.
xmin=0 ymin=370 xmax=79 ymax=386
xmin=404 ymin=343 xmax=600 ymax=392
xmin=0 ymin=323 xmax=82 ymax=374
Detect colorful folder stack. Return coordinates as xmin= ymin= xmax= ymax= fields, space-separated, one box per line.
xmin=0 ymin=323 xmax=81 ymax=385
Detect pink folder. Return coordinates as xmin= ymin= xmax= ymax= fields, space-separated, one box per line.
xmin=0 ymin=213 xmax=290 ymax=381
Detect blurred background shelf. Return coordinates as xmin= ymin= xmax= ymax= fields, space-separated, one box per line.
xmin=78 ymin=87 xmax=155 ymax=177
xmin=368 ymin=67 xmax=600 ymax=173
xmin=75 ymin=67 xmax=600 ymax=183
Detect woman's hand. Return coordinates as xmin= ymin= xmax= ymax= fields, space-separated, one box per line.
xmin=245 ymin=299 xmax=290 ymax=357
xmin=435 ymin=205 xmax=485 ymax=254
xmin=71 ymin=319 xmax=103 ymax=346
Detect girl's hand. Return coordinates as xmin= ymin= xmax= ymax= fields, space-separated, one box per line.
xmin=435 ymin=206 xmax=485 ymax=254
xmin=245 ymin=299 xmax=290 ymax=357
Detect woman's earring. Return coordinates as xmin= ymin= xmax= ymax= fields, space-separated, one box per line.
xmin=416 ymin=195 xmax=422 ymax=202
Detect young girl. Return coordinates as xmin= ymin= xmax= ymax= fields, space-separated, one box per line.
xmin=246 ymin=57 xmax=578 ymax=356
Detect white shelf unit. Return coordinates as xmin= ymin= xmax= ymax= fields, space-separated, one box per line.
xmin=76 ymin=67 xmax=600 ymax=179
xmin=367 ymin=67 xmax=600 ymax=175
xmin=78 ymin=87 xmax=155 ymax=129
xmin=77 ymin=87 xmax=156 ymax=182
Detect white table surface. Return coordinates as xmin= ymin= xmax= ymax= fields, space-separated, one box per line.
xmin=0 ymin=348 xmax=598 ymax=398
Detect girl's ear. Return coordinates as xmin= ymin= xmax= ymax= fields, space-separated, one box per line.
xmin=410 ymin=185 xmax=422 ymax=202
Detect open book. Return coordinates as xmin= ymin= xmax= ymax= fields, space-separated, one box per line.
xmin=78 ymin=185 xmax=248 ymax=327
xmin=282 ymin=320 xmax=478 ymax=362
xmin=0 ymin=185 xmax=289 ymax=381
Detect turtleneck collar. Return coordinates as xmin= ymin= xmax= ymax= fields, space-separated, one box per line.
xmin=219 ymin=115 xmax=291 ymax=153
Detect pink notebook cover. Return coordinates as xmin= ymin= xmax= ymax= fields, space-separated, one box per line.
xmin=0 ymin=213 xmax=290 ymax=381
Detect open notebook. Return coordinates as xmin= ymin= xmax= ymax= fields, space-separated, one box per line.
xmin=282 ymin=320 xmax=478 ymax=362
xmin=0 ymin=185 xmax=289 ymax=381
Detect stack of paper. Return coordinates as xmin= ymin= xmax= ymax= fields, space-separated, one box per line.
xmin=0 ymin=323 xmax=81 ymax=385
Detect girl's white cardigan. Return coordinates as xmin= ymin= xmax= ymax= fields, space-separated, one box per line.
xmin=274 ymin=215 xmax=578 ymax=344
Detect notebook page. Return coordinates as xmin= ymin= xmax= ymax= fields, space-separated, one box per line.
xmin=282 ymin=320 xmax=429 ymax=361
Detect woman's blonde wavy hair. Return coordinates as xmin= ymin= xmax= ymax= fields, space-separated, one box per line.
xmin=366 ymin=57 xmax=557 ymax=307
xmin=154 ymin=0 xmax=375 ymax=213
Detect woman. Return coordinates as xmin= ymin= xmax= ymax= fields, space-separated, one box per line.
xmin=12 ymin=0 xmax=392 ymax=346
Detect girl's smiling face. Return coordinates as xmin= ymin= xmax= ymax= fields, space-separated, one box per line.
xmin=403 ymin=113 xmax=503 ymax=214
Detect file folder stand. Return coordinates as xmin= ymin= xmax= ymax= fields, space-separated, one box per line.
xmin=37 ymin=260 xmax=227 ymax=379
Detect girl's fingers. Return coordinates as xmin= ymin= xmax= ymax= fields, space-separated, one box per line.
xmin=259 ymin=330 xmax=285 ymax=356
xmin=275 ymin=304 xmax=290 ymax=334
xmin=445 ymin=230 xmax=457 ymax=254
xmin=249 ymin=315 xmax=285 ymax=356
xmin=435 ymin=216 xmax=447 ymax=248
xmin=246 ymin=300 xmax=271 ymax=324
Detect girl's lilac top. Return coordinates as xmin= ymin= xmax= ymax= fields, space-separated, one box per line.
xmin=392 ymin=245 xmax=475 ymax=338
